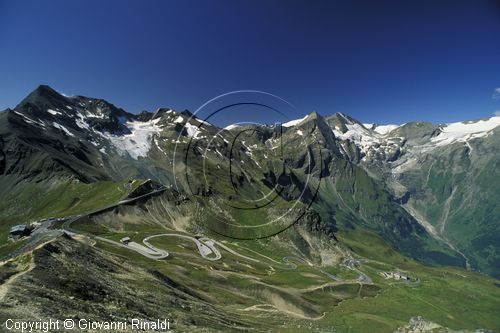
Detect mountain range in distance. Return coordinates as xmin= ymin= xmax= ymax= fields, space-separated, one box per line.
xmin=0 ymin=85 xmax=499 ymax=333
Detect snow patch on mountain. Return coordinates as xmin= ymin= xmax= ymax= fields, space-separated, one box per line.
xmin=48 ymin=109 xmax=62 ymax=116
xmin=85 ymin=111 xmax=106 ymax=119
xmin=373 ymin=124 xmax=400 ymax=135
xmin=282 ymin=115 xmax=307 ymax=127
xmin=14 ymin=111 xmax=46 ymax=127
xmin=333 ymin=123 xmax=378 ymax=156
xmin=363 ymin=123 xmax=401 ymax=135
xmin=100 ymin=118 xmax=162 ymax=159
xmin=52 ymin=122 xmax=74 ymax=137
xmin=154 ymin=137 xmax=167 ymax=155
xmin=431 ymin=116 xmax=500 ymax=146
xmin=184 ymin=122 xmax=201 ymax=138
xmin=75 ymin=112 xmax=91 ymax=130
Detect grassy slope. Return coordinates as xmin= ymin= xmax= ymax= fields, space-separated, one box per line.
xmin=313 ymin=158 xmax=464 ymax=268
xmin=0 ymin=167 xmax=497 ymax=332
xmin=412 ymin=145 xmax=500 ymax=278
xmin=0 ymin=177 xmax=146 ymax=256
xmin=330 ymin=229 xmax=500 ymax=333
xmin=70 ymin=205 xmax=500 ymax=333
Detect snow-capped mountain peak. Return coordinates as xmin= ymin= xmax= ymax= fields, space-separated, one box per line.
xmin=282 ymin=115 xmax=308 ymax=127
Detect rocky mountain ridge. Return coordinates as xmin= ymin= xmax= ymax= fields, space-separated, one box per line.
xmin=1 ymin=85 xmax=499 ymax=277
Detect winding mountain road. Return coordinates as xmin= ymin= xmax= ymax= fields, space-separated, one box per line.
xmin=6 ymin=186 xmax=375 ymax=286
xmin=95 ymin=236 xmax=169 ymax=260
xmin=144 ymin=234 xmax=222 ymax=261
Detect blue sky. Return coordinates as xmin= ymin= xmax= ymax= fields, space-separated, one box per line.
xmin=0 ymin=0 xmax=499 ymax=126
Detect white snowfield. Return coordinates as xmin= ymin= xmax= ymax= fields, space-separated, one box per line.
xmin=431 ymin=116 xmax=500 ymax=146
xmin=101 ymin=118 xmax=163 ymax=159
xmin=372 ymin=124 xmax=400 ymax=135
xmin=47 ymin=109 xmax=62 ymax=116
xmin=75 ymin=112 xmax=91 ymax=130
xmin=52 ymin=122 xmax=75 ymax=137
xmin=13 ymin=111 xmax=46 ymax=127
xmin=333 ymin=122 xmax=378 ymax=155
xmin=184 ymin=122 xmax=201 ymax=138
xmin=282 ymin=115 xmax=308 ymax=127
xmin=362 ymin=123 xmax=401 ymax=135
